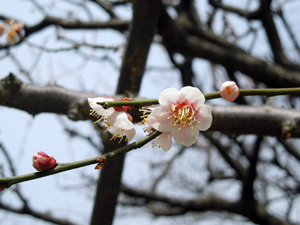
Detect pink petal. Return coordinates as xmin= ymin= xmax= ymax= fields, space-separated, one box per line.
xmin=125 ymin=127 xmax=136 ymax=142
xmin=144 ymin=119 xmax=154 ymax=133
xmin=160 ymin=132 xmax=172 ymax=151
xmin=171 ymin=124 xmax=199 ymax=146
xmin=179 ymin=86 xmax=205 ymax=107
xmin=37 ymin=151 xmax=50 ymax=157
xmin=194 ymin=104 xmax=212 ymax=131
xmin=147 ymin=106 xmax=173 ymax=132
xmin=158 ymin=88 xmax=180 ymax=106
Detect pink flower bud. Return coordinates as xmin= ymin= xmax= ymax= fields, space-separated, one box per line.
xmin=32 ymin=152 xmax=57 ymax=171
xmin=220 ymin=81 xmax=240 ymax=102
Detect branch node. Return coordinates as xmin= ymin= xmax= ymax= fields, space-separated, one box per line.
xmin=0 ymin=183 xmax=9 ymax=192
xmin=95 ymin=157 xmax=107 ymax=170
xmin=2 ymin=73 xmax=22 ymax=93
xmin=282 ymin=120 xmax=297 ymax=139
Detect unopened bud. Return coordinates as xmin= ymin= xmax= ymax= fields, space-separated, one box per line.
xmin=220 ymin=81 xmax=240 ymax=102
xmin=32 ymin=152 xmax=57 ymax=171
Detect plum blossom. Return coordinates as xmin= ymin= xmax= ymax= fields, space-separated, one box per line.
xmin=33 ymin=152 xmax=57 ymax=171
xmin=141 ymin=106 xmax=173 ymax=151
xmin=6 ymin=21 xmax=24 ymax=45
xmin=220 ymin=81 xmax=240 ymax=102
xmin=88 ymin=97 xmax=136 ymax=143
xmin=147 ymin=86 xmax=212 ymax=146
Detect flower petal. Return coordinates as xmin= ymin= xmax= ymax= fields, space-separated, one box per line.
xmin=194 ymin=104 xmax=212 ymax=131
xmin=160 ymin=131 xmax=172 ymax=151
xmin=109 ymin=112 xmax=134 ymax=129
xmin=171 ymin=125 xmax=199 ymax=146
xmin=147 ymin=106 xmax=173 ymax=132
xmin=88 ymin=97 xmax=114 ymax=116
xmin=158 ymin=88 xmax=180 ymax=106
xmin=179 ymin=86 xmax=205 ymax=108
xmin=125 ymin=127 xmax=136 ymax=142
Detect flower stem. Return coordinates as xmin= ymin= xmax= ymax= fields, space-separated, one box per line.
xmin=102 ymin=87 xmax=300 ymax=106
xmin=0 ymin=131 xmax=161 ymax=189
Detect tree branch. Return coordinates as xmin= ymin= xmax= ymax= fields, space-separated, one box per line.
xmin=116 ymin=0 xmax=162 ymax=95
xmin=157 ymin=6 xmax=300 ymax=88
xmin=0 ymin=201 xmax=77 ymax=225
xmin=208 ymin=0 xmax=272 ymax=20
xmin=1 ymin=74 xmax=300 ymax=138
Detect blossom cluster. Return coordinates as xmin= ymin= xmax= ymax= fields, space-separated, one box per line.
xmin=31 ymin=83 xmax=239 ymax=171
xmin=88 ymin=96 xmax=136 ymax=143
xmin=0 ymin=20 xmax=24 ymax=45
xmin=88 ymin=86 xmax=214 ymax=151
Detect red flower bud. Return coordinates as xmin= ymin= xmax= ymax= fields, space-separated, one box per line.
xmin=32 ymin=152 xmax=57 ymax=171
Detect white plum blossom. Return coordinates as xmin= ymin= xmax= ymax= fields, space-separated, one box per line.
xmin=88 ymin=97 xmax=136 ymax=143
xmin=6 ymin=21 xmax=24 ymax=45
xmin=220 ymin=81 xmax=240 ymax=102
xmin=147 ymin=86 xmax=212 ymax=146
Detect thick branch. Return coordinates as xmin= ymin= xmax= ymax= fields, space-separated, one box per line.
xmin=210 ymin=104 xmax=300 ymax=138
xmin=1 ymin=74 xmax=300 ymax=138
xmin=91 ymin=0 xmax=161 ymax=224
xmin=116 ymin=0 xmax=161 ymax=94
xmin=0 ymin=73 xmax=91 ymax=120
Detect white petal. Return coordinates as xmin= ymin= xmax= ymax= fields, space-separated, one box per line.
xmin=180 ymin=86 xmax=205 ymax=108
xmin=194 ymin=104 xmax=212 ymax=131
xmin=107 ymin=126 xmax=119 ymax=136
xmin=147 ymin=106 xmax=173 ymax=132
xmin=109 ymin=112 xmax=134 ymax=129
xmin=158 ymin=88 xmax=180 ymax=106
xmin=160 ymin=132 xmax=172 ymax=151
xmin=144 ymin=119 xmax=153 ymax=133
xmin=125 ymin=127 xmax=136 ymax=142
xmin=88 ymin=97 xmax=105 ymax=111
xmin=171 ymin=124 xmax=199 ymax=146
xmin=88 ymin=97 xmax=114 ymax=116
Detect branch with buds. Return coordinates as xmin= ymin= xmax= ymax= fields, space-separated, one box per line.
xmin=1 ymin=82 xmax=300 ymax=191
xmin=0 ymin=131 xmax=161 ymax=191
xmin=99 ymin=87 xmax=300 ymax=108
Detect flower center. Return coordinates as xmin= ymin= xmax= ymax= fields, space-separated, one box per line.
xmin=171 ymin=103 xmax=195 ymax=126
xmin=168 ymin=102 xmax=201 ymax=136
